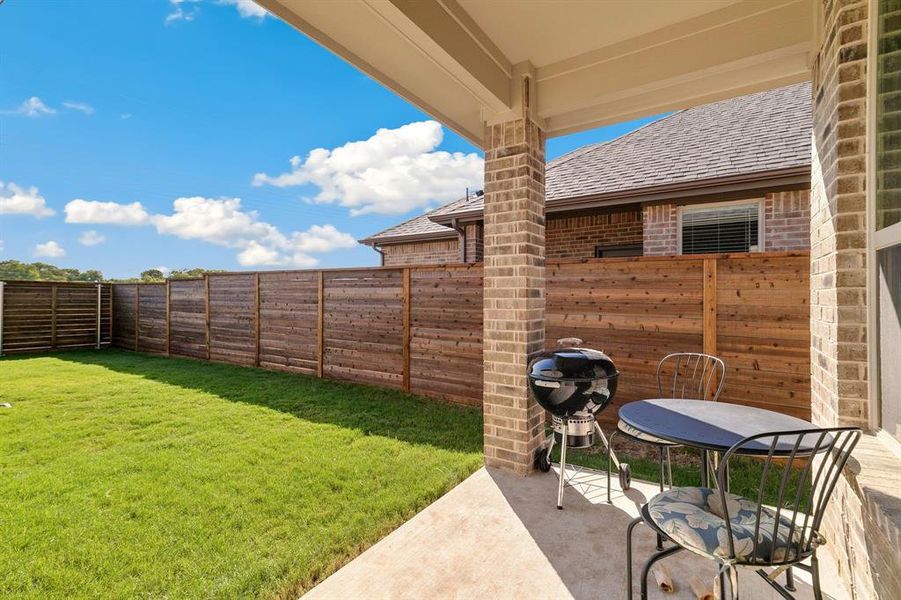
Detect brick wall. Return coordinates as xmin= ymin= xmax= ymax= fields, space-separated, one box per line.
xmin=545 ymin=207 xmax=643 ymax=258
xmin=642 ymin=203 xmax=679 ymax=255
xmin=765 ymin=190 xmax=811 ymax=250
xmin=644 ymin=192 xmax=812 ymax=256
xmin=380 ymin=238 xmax=460 ymax=266
xmin=464 ymin=223 xmax=483 ymax=262
xmin=809 ymin=1 xmax=899 ymax=599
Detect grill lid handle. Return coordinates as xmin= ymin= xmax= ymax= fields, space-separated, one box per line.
xmin=556 ymin=337 xmax=583 ymax=347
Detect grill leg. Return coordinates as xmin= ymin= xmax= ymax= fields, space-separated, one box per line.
xmin=557 ymin=418 xmax=568 ymax=510
xmin=607 ymin=429 xmax=620 ymax=504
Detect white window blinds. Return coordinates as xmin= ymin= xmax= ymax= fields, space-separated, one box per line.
xmin=681 ymin=202 xmax=760 ymax=254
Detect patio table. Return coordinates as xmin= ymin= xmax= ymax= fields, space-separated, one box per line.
xmin=618 ymin=398 xmax=821 ymax=487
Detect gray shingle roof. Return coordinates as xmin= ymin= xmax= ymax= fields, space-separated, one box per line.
xmin=358 ymin=205 xmax=458 ymax=245
xmin=362 ymin=82 xmax=811 ymax=244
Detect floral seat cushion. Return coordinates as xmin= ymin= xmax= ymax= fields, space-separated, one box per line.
xmin=647 ymin=487 xmax=811 ymax=564
xmin=617 ymin=419 xmax=679 ymax=446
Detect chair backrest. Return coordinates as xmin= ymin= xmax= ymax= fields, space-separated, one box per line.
xmin=715 ymin=427 xmax=862 ymax=565
xmin=656 ymin=352 xmax=725 ymax=401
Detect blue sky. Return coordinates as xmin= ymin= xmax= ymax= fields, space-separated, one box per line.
xmin=0 ymin=0 xmax=658 ymax=279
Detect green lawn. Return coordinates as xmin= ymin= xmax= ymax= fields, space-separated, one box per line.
xmin=0 ymin=350 xmax=483 ymax=599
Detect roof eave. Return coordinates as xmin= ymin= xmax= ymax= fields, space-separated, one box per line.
xmin=359 ymin=229 xmax=460 ymax=246
xmin=428 ymin=165 xmax=810 ymax=225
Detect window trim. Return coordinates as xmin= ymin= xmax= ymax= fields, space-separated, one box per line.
xmin=676 ymin=198 xmax=765 ymax=255
xmin=867 ymin=0 xmax=901 ymax=442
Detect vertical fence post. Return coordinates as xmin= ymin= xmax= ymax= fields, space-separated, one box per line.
xmin=204 ymin=274 xmax=211 ymax=360
xmin=703 ymin=258 xmax=717 ymax=357
xmin=0 ymin=281 xmax=5 ymax=357
xmin=95 ymin=282 xmax=102 ymax=349
xmin=51 ymin=285 xmax=58 ymax=349
xmin=166 ymin=280 xmax=171 ymax=356
xmin=402 ymin=267 xmax=411 ymax=393
xmin=317 ymin=271 xmax=324 ymax=378
xmin=110 ymin=284 xmax=115 ymax=348
xmin=134 ymin=284 xmax=140 ymax=352
xmin=254 ymin=273 xmax=261 ymax=367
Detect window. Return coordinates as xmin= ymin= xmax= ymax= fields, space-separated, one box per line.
xmin=679 ymin=200 xmax=761 ymax=255
xmin=594 ymin=244 xmax=642 ymax=258
xmin=873 ymin=0 xmax=901 ymax=441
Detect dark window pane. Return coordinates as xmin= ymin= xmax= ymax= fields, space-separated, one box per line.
xmin=877 ymin=0 xmax=901 ymax=229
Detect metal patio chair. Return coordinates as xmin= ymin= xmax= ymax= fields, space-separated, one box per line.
xmin=607 ymin=352 xmax=726 ymax=504
xmin=626 ymin=426 xmax=862 ymax=600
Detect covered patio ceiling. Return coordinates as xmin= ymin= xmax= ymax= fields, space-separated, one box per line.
xmin=257 ymin=0 xmax=814 ymax=146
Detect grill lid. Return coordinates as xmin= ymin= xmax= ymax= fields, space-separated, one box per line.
xmin=529 ymin=348 xmax=618 ymax=383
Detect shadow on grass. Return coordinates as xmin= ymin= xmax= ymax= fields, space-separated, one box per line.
xmin=30 ymin=349 xmax=484 ymax=455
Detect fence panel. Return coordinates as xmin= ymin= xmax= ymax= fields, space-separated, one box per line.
xmin=2 ymin=282 xmax=54 ymax=352
xmin=169 ymin=279 xmax=207 ymax=359
xmin=106 ymin=252 xmax=810 ymax=417
xmin=715 ymin=253 xmax=811 ymax=419
xmin=111 ymin=285 xmax=137 ymax=349
xmin=208 ymin=274 xmax=257 ymax=367
xmin=546 ymin=257 xmax=706 ymax=424
xmin=1 ymin=281 xmax=111 ymax=354
xmin=259 ymin=271 xmax=319 ymax=375
xmin=323 ymin=269 xmax=404 ymax=388
xmin=136 ymin=284 xmax=167 ymax=355
xmin=409 ymin=265 xmax=483 ymax=405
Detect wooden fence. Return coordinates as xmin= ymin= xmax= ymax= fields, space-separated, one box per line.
xmin=109 ymin=251 xmax=810 ymax=419
xmin=0 ymin=281 xmax=112 ymax=355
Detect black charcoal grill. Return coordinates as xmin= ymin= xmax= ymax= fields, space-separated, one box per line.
xmin=528 ymin=338 xmax=622 ymax=509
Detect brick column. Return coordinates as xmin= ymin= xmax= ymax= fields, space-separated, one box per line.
xmin=810 ymin=0 xmax=869 ymax=429
xmin=482 ymin=116 xmax=547 ymax=475
xmin=810 ymin=2 xmax=888 ymax=599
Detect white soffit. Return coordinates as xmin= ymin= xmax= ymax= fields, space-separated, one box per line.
xmin=259 ymin=0 xmax=814 ymax=147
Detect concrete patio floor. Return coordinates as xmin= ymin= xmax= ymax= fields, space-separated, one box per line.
xmin=305 ymin=466 xmax=851 ymax=599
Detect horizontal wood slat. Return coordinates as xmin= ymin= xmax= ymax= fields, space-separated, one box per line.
xmin=1 ymin=281 xmax=111 ymax=354
xmin=103 ymin=252 xmax=810 ymax=420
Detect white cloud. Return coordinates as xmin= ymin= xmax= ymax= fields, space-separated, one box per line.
xmin=166 ymin=0 xmax=266 ymax=23
xmin=120 ymin=113 xmax=132 ymax=120
xmin=152 ymin=196 xmax=355 ymax=266
xmin=237 ymin=241 xmax=283 ymax=267
xmin=2 ymin=96 xmax=56 ymax=117
xmin=0 ymin=240 xmax=5 ymax=253
xmin=62 ymin=195 xmax=355 ymax=267
xmin=78 ymin=230 xmax=106 ymax=246
xmin=165 ymin=0 xmax=200 ymax=23
xmin=253 ymin=121 xmax=483 ymax=216
xmin=0 ymin=182 xmax=55 ymax=217
xmin=63 ymin=101 xmax=94 ymax=115
xmin=219 ymin=0 xmax=268 ymax=19
xmin=34 ymin=241 xmax=66 ymax=258
xmin=154 ymin=266 xmax=172 ymax=276
xmin=65 ymin=199 xmax=151 ymax=226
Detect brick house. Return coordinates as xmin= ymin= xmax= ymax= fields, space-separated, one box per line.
xmin=362 ymin=83 xmax=813 ymax=265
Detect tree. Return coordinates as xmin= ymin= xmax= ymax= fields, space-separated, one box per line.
xmin=0 ymin=260 xmax=104 ymax=282
xmin=140 ymin=269 xmax=166 ymax=282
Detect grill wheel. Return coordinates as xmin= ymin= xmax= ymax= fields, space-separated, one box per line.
xmin=619 ymin=462 xmax=631 ymax=490
xmin=535 ymin=448 xmax=552 ymax=472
